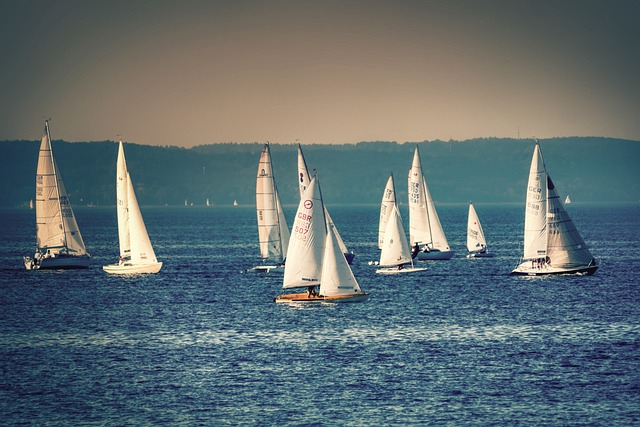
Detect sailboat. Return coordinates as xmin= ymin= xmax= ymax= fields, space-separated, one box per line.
xmin=275 ymin=175 xmax=368 ymax=303
xmin=565 ymin=195 xmax=572 ymax=204
xmin=466 ymin=202 xmax=495 ymax=258
xmin=103 ymin=141 xmax=162 ymax=274
xmin=245 ymin=143 xmax=290 ymax=273
xmin=376 ymin=174 xmax=428 ymax=274
xmin=23 ymin=120 xmax=91 ymax=270
xmin=511 ymin=141 xmax=597 ymax=276
xmin=408 ymin=146 xmax=454 ymax=260
xmin=297 ymin=144 xmax=354 ymax=264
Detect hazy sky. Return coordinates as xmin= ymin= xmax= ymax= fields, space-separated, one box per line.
xmin=1 ymin=0 xmax=639 ymax=146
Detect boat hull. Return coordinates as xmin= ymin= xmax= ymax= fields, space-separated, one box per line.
xmin=24 ymin=254 xmax=90 ymax=270
xmin=274 ymin=292 xmax=369 ymax=303
xmin=103 ymin=262 xmax=163 ymax=275
xmin=244 ymin=264 xmax=285 ymax=274
xmin=416 ymin=250 xmax=454 ymax=260
xmin=467 ymin=252 xmax=495 ymax=258
xmin=510 ymin=262 xmax=598 ymax=276
xmin=376 ymin=266 xmax=428 ymax=275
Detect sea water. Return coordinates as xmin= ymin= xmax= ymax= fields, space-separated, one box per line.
xmin=1 ymin=204 xmax=639 ymax=426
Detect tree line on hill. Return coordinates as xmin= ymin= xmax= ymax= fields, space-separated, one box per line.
xmin=1 ymin=137 xmax=638 ymax=208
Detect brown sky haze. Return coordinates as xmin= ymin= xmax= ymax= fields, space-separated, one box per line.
xmin=1 ymin=0 xmax=638 ymax=146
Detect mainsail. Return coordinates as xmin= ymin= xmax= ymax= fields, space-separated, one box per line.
xmin=256 ymin=144 xmax=290 ymax=264
xmin=379 ymin=204 xmax=412 ymax=267
xmin=378 ymin=174 xmax=396 ymax=249
xmin=467 ymin=203 xmax=487 ymax=253
xmin=35 ymin=121 xmax=87 ymax=255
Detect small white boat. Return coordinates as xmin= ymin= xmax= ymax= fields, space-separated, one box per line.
xmin=511 ymin=141 xmax=597 ymax=276
xmin=408 ymin=146 xmax=454 ymax=260
xmin=275 ymin=176 xmax=368 ymax=303
xmin=466 ymin=202 xmax=495 ymax=258
xmin=24 ymin=121 xmax=90 ymax=270
xmin=103 ymin=141 xmax=162 ymax=275
xmin=375 ymin=174 xmax=427 ymax=275
xmin=565 ymin=195 xmax=572 ymax=204
xmin=297 ymin=143 xmax=354 ymax=264
xmin=245 ymin=144 xmax=290 ymax=274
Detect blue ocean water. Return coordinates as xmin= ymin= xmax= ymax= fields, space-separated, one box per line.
xmin=1 ymin=203 xmax=639 ymax=426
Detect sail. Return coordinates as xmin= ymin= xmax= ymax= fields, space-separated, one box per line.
xmin=564 ymin=195 xmax=572 ymax=204
xmin=256 ymin=144 xmax=289 ymax=263
xmin=297 ymin=144 xmax=349 ymax=256
xmin=379 ymin=204 xmax=412 ymax=267
xmin=34 ymin=122 xmax=87 ymax=255
xmin=116 ymin=142 xmax=131 ymax=259
xmin=467 ymin=203 xmax=487 ymax=253
xmin=378 ymin=174 xmax=396 ymax=249
xmin=126 ymin=172 xmax=157 ymax=264
xmin=320 ymin=220 xmax=362 ymax=296
xmin=408 ymin=146 xmax=430 ymax=247
xmin=283 ymin=177 xmax=326 ymax=289
xmin=523 ymin=143 xmax=548 ymax=260
xmin=545 ymin=175 xmax=594 ymax=267
xmin=423 ymin=176 xmax=450 ymax=251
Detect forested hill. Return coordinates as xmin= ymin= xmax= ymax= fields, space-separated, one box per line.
xmin=1 ymin=137 xmax=639 ymax=208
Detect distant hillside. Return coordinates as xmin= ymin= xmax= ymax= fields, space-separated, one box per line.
xmin=1 ymin=137 xmax=638 ymax=208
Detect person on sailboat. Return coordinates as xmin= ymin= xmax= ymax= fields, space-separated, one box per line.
xmin=411 ymin=243 xmax=419 ymax=259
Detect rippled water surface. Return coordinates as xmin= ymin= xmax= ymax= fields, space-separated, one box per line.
xmin=1 ymin=204 xmax=639 ymax=425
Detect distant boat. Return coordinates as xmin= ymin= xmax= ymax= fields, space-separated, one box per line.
xmin=376 ymin=174 xmax=428 ymax=275
xmin=206 ymin=198 xmax=210 ymax=207
xmin=103 ymin=141 xmax=162 ymax=275
xmin=245 ymin=144 xmax=290 ymax=273
xmin=23 ymin=120 xmax=90 ymax=270
xmin=297 ymin=143 xmax=354 ymax=264
xmin=511 ymin=141 xmax=597 ymax=276
xmin=275 ymin=175 xmax=368 ymax=303
xmin=184 ymin=198 xmax=188 ymax=207
xmin=29 ymin=199 xmax=33 ymax=209
xmin=466 ymin=202 xmax=495 ymax=258
xmin=233 ymin=200 xmax=238 ymax=206
xmin=565 ymin=195 xmax=572 ymax=204
xmin=408 ymin=146 xmax=454 ymax=260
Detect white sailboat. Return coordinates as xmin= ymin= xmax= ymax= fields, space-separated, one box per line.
xmin=376 ymin=175 xmax=428 ymax=274
xmin=297 ymin=144 xmax=354 ymax=264
xmin=246 ymin=143 xmax=290 ymax=273
xmin=511 ymin=142 xmax=597 ymax=276
xmin=565 ymin=195 xmax=572 ymax=204
xmin=275 ymin=176 xmax=368 ymax=303
xmin=23 ymin=121 xmax=91 ymax=270
xmin=408 ymin=146 xmax=454 ymax=260
xmin=103 ymin=141 xmax=162 ymax=274
xmin=466 ymin=202 xmax=495 ymax=258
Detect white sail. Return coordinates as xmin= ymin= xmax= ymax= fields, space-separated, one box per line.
xmin=523 ymin=144 xmax=548 ymax=260
xmin=408 ymin=146 xmax=430 ymax=247
xmin=116 ymin=142 xmax=131 ymax=259
xmin=564 ymin=195 xmax=572 ymax=204
xmin=282 ymin=177 xmax=326 ymax=289
xmin=35 ymin=121 xmax=87 ymax=255
xmin=320 ymin=220 xmax=362 ymax=297
xmin=467 ymin=203 xmax=488 ymax=253
xmin=379 ymin=204 xmax=412 ymax=267
xmin=256 ymin=144 xmax=289 ymax=264
xmin=378 ymin=174 xmax=396 ymax=249
xmin=125 ymin=172 xmax=157 ymax=264
xmin=297 ymin=144 xmax=351 ymax=260
xmin=423 ymin=176 xmax=450 ymax=251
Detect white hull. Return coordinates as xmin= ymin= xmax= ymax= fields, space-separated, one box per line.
xmin=416 ymin=249 xmax=454 ymax=260
xmin=244 ymin=264 xmax=285 ymax=274
xmin=511 ymin=260 xmax=597 ymax=276
xmin=376 ymin=266 xmax=428 ymax=275
xmin=103 ymin=261 xmax=162 ymax=275
xmin=467 ymin=252 xmax=495 ymax=258
xmin=24 ymin=254 xmax=90 ymax=270
xmin=274 ymin=292 xmax=369 ymax=303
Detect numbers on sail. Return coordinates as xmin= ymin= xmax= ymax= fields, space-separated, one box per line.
xmin=409 ymin=181 xmax=420 ymax=204
xmin=293 ymin=212 xmax=312 ymax=241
